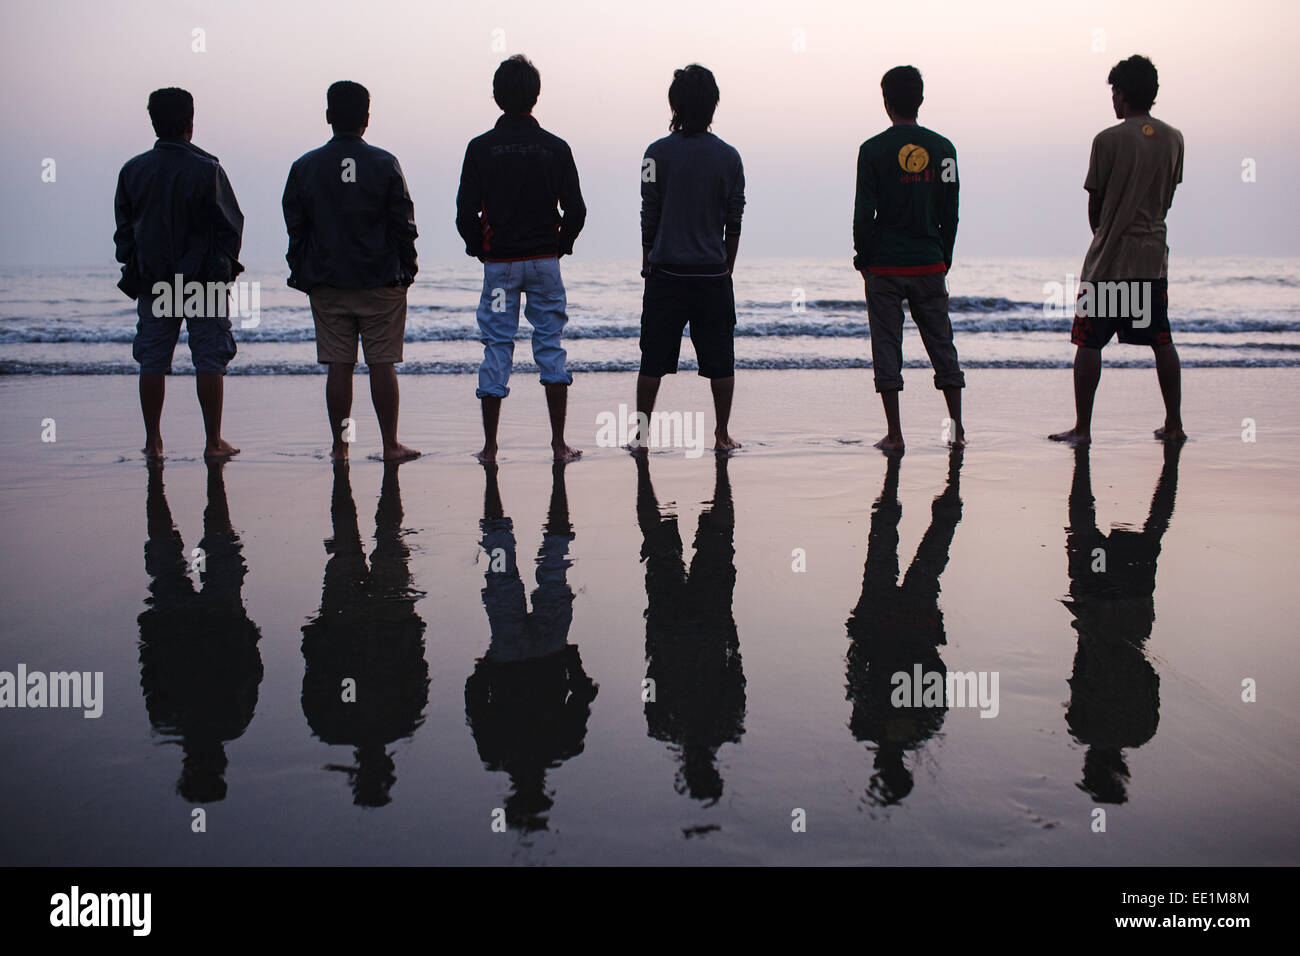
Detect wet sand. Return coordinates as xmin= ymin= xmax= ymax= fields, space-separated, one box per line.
xmin=0 ymin=367 xmax=1296 ymax=865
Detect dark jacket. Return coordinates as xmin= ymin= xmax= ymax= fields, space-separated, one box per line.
xmin=282 ymin=133 xmax=418 ymax=293
xmin=113 ymin=139 xmax=244 ymax=299
xmin=853 ymin=124 xmax=958 ymax=272
xmin=455 ymin=114 xmax=585 ymax=261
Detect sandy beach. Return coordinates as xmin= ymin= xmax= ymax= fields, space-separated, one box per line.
xmin=0 ymin=366 xmax=1296 ymax=865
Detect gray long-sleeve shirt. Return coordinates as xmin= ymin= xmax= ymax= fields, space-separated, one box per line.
xmin=641 ymin=131 xmax=744 ymax=276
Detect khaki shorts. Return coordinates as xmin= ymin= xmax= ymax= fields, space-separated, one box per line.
xmin=309 ymin=285 xmax=407 ymax=365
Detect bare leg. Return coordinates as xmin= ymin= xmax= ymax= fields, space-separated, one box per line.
xmin=942 ymin=386 xmax=965 ymax=447
xmin=477 ymin=395 xmax=502 ymax=462
xmin=1152 ymin=342 xmax=1186 ymax=442
xmin=196 ymin=372 xmax=238 ymax=459
xmin=326 ymin=362 xmax=354 ymax=459
xmin=874 ymin=388 xmax=905 ymax=454
xmin=140 ymin=373 xmax=165 ymax=458
xmin=710 ymin=376 xmax=740 ymax=451
xmin=369 ymin=362 xmax=419 ymax=461
xmin=1049 ymin=346 xmax=1101 ymax=445
xmin=630 ymin=374 xmax=661 ymax=455
xmin=545 ymin=382 xmax=581 ymax=461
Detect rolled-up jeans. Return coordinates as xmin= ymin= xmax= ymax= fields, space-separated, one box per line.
xmin=475 ymin=257 xmax=573 ymax=399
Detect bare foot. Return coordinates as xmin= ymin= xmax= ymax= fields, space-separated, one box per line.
xmin=330 ymin=443 xmax=349 ymax=461
xmin=204 ymin=439 xmax=240 ymax=460
xmin=553 ymin=443 xmax=582 ymax=462
xmin=715 ymin=433 xmax=741 ymax=453
xmin=142 ymin=438 xmax=164 ymax=460
xmin=1154 ymin=424 xmax=1187 ymax=443
xmin=383 ymin=443 xmax=420 ymax=463
xmin=1048 ymin=428 xmax=1090 ymax=446
xmin=474 ymin=444 xmax=498 ymax=463
xmin=873 ymin=434 xmax=905 ymax=455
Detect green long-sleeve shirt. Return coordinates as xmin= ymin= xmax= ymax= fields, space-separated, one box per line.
xmin=852 ymin=124 xmax=958 ymax=273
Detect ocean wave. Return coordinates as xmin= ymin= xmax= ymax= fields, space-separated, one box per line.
xmin=1197 ymin=275 xmax=1300 ymax=288
xmin=6 ymin=356 xmax=1299 ymax=376
xmin=768 ymin=295 xmax=1039 ymax=313
xmin=3 ymin=315 xmax=1298 ymax=344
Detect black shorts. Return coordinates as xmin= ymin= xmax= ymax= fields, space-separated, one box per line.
xmin=1070 ymin=277 xmax=1171 ymax=348
xmin=639 ymin=272 xmax=736 ymax=378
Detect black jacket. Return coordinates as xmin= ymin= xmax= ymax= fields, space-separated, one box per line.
xmin=282 ymin=133 xmax=418 ymax=293
xmin=113 ymin=139 xmax=244 ymax=299
xmin=455 ymin=114 xmax=585 ymax=261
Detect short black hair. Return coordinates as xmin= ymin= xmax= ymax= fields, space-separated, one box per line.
xmin=881 ymin=66 xmax=923 ymax=119
xmin=327 ymin=80 xmax=370 ymax=131
xmin=668 ymin=64 xmax=719 ymax=134
xmin=147 ymin=88 xmax=193 ymax=139
xmin=493 ymin=55 xmax=540 ymax=114
xmin=1108 ymin=54 xmax=1158 ymax=112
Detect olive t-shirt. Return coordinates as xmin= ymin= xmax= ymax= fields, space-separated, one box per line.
xmin=1081 ymin=115 xmax=1184 ymax=281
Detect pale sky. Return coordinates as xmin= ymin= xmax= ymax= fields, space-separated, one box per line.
xmin=3 ymin=0 xmax=1297 ymax=267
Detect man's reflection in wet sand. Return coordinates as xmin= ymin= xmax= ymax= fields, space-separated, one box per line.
xmin=1063 ymin=443 xmax=1179 ymax=804
xmin=846 ymin=450 xmax=963 ymax=805
xmin=465 ymin=463 xmax=597 ymax=833
xmin=138 ymin=461 xmax=262 ymax=803
xmin=637 ymin=454 xmax=745 ymax=806
xmin=302 ymin=462 xmax=429 ymax=807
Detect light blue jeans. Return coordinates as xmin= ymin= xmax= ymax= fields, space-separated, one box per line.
xmin=475 ymin=257 xmax=572 ymax=399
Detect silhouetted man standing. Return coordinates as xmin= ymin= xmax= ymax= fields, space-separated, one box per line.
xmin=457 ymin=55 xmax=586 ymax=463
xmin=114 ymin=87 xmax=243 ymax=460
xmin=1051 ymin=55 xmax=1185 ymax=446
xmin=284 ymin=81 xmax=420 ymax=462
xmin=854 ymin=66 xmax=965 ymax=454
xmin=635 ymin=64 xmax=745 ymax=454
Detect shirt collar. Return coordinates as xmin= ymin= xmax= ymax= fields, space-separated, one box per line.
xmin=154 ymin=138 xmax=217 ymax=161
xmin=494 ymin=112 xmax=539 ymax=129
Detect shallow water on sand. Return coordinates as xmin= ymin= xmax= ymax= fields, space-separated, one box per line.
xmin=0 ymin=369 xmax=1296 ymax=865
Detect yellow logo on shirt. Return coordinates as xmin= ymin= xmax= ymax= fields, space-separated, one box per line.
xmin=1142 ymin=124 xmax=1155 ymax=137
xmin=898 ymin=144 xmax=930 ymax=173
